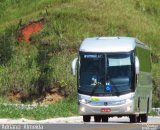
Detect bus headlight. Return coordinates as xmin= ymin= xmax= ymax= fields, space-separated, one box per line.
xmin=80 ymin=99 xmax=90 ymax=104
xmin=126 ymin=106 xmax=131 ymax=111
xmin=81 ymin=99 xmax=87 ymax=104
xmin=80 ymin=107 xmax=86 ymax=112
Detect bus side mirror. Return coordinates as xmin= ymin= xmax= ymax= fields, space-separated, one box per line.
xmin=71 ymin=58 xmax=78 ymax=75
xmin=135 ymin=56 xmax=140 ymax=74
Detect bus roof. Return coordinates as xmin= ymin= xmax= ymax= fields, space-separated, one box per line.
xmin=79 ymin=37 xmax=148 ymax=53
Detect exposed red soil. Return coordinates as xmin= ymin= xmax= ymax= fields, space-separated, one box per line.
xmin=8 ymin=91 xmax=64 ymax=105
xmin=33 ymin=93 xmax=64 ymax=105
xmin=17 ymin=21 xmax=43 ymax=43
xmin=8 ymin=92 xmax=22 ymax=102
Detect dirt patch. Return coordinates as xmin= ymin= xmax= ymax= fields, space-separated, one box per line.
xmin=33 ymin=93 xmax=64 ymax=105
xmin=8 ymin=90 xmax=64 ymax=105
xmin=8 ymin=92 xmax=23 ymax=102
xmin=17 ymin=19 xmax=43 ymax=43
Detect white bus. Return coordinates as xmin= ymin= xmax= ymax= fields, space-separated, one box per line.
xmin=71 ymin=37 xmax=152 ymax=123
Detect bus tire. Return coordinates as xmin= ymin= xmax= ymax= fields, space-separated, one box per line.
xmin=147 ymin=98 xmax=150 ymax=113
xmin=137 ymin=116 xmax=140 ymax=123
xmin=129 ymin=115 xmax=137 ymax=123
xmin=141 ymin=99 xmax=149 ymax=123
xmin=94 ymin=115 xmax=101 ymax=122
xmin=101 ymin=115 xmax=108 ymax=122
xmin=141 ymin=114 xmax=148 ymax=122
xmin=83 ymin=115 xmax=91 ymax=122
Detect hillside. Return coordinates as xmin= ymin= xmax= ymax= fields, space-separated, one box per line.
xmin=0 ymin=0 xmax=160 ymax=106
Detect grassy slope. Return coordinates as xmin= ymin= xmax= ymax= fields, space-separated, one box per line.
xmin=0 ymin=0 xmax=160 ymax=118
xmin=0 ymin=94 xmax=77 ymax=120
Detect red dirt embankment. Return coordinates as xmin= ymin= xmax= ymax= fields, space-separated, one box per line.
xmin=17 ymin=20 xmax=43 ymax=43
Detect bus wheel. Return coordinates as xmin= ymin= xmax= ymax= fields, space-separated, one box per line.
xmin=129 ymin=115 xmax=137 ymax=123
xmin=83 ymin=115 xmax=91 ymax=122
xmin=137 ymin=116 xmax=140 ymax=123
xmin=140 ymin=114 xmax=148 ymax=122
xmin=101 ymin=115 xmax=108 ymax=122
xmin=94 ymin=115 xmax=101 ymax=122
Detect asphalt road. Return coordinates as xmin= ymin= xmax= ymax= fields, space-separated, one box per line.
xmin=43 ymin=124 xmax=160 ymax=130
xmin=44 ymin=116 xmax=160 ymax=130
xmin=0 ymin=116 xmax=160 ymax=130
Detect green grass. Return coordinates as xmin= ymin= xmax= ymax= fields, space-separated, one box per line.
xmin=0 ymin=94 xmax=78 ymax=120
xmin=0 ymin=0 xmax=160 ymax=119
xmin=149 ymin=110 xmax=158 ymax=117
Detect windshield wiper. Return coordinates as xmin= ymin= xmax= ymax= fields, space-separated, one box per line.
xmin=90 ymin=75 xmax=121 ymax=96
xmin=91 ymin=82 xmax=102 ymax=96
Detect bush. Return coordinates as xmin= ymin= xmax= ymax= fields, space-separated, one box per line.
xmin=0 ymin=25 xmax=16 ymax=65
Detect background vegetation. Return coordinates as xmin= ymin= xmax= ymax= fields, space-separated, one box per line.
xmin=0 ymin=94 xmax=77 ymax=120
xmin=0 ymin=0 xmax=160 ymax=118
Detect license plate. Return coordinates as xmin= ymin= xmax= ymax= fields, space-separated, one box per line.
xmin=101 ymin=108 xmax=111 ymax=112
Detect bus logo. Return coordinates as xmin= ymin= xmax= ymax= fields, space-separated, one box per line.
xmin=104 ymin=102 xmax=108 ymax=106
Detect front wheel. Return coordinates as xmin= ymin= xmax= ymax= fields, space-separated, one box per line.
xmin=83 ymin=115 xmax=91 ymax=122
xmin=101 ymin=115 xmax=108 ymax=122
xmin=129 ymin=115 xmax=137 ymax=123
xmin=140 ymin=114 xmax=148 ymax=122
xmin=137 ymin=116 xmax=140 ymax=123
xmin=94 ymin=115 xmax=101 ymax=122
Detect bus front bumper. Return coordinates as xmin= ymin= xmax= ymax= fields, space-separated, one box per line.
xmin=79 ymin=100 xmax=134 ymax=116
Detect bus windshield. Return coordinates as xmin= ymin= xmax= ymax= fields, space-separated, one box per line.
xmin=79 ymin=52 xmax=133 ymax=96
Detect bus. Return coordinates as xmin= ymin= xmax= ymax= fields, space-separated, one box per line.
xmin=71 ymin=37 xmax=152 ymax=123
